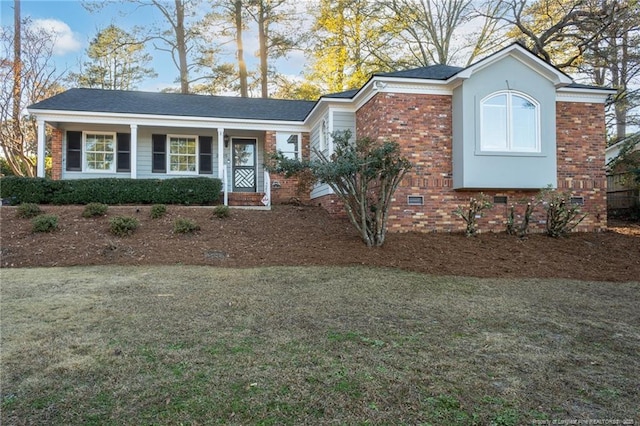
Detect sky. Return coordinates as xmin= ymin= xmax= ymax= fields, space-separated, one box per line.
xmin=0 ymin=0 xmax=307 ymax=92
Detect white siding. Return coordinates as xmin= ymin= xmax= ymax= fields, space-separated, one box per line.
xmin=333 ymin=111 xmax=356 ymax=138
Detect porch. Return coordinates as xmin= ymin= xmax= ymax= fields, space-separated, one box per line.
xmin=36 ymin=121 xmax=303 ymax=208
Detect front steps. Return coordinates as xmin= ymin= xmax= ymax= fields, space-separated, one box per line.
xmin=227 ymin=192 xmax=267 ymax=207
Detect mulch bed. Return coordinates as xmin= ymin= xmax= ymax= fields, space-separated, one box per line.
xmin=1 ymin=204 xmax=639 ymax=282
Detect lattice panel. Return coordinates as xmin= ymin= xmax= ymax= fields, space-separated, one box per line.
xmin=234 ymin=168 xmax=255 ymax=188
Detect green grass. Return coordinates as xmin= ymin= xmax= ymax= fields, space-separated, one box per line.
xmin=1 ymin=266 xmax=638 ymax=425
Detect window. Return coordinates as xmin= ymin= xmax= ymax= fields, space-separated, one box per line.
xmin=407 ymin=195 xmax=424 ymax=206
xmin=66 ymin=131 xmax=82 ymax=171
xmin=276 ymin=132 xmax=300 ymax=160
xmin=319 ymin=119 xmax=328 ymax=151
xmin=480 ymin=91 xmax=540 ymax=153
xmin=84 ymin=132 xmax=116 ymax=172
xmin=168 ymin=135 xmax=197 ymax=173
xmin=116 ymin=133 xmax=131 ymax=172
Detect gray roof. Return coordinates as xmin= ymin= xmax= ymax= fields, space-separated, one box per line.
xmin=565 ymin=82 xmax=613 ymax=90
xmin=29 ymin=88 xmax=317 ymax=122
xmin=322 ymin=89 xmax=360 ymax=99
xmin=375 ymin=64 xmax=464 ymax=80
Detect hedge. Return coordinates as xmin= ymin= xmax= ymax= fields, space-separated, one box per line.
xmin=0 ymin=177 xmax=222 ymax=205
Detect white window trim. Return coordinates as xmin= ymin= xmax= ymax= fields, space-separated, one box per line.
xmin=167 ymin=134 xmax=199 ymax=175
xmin=82 ymin=131 xmax=116 ymax=173
xmin=276 ymin=131 xmax=302 ymax=160
xmin=479 ymin=90 xmax=541 ymax=154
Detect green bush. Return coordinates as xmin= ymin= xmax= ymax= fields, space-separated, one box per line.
xmin=150 ymin=204 xmax=167 ymax=219
xmin=173 ymin=218 xmax=200 ymax=234
xmin=0 ymin=177 xmax=61 ymax=205
xmin=31 ymin=214 xmax=58 ymax=233
xmin=82 ymin=202 xmax=108 ymax=218
xmin=109 ymin=216 xmax=139 ymax=237
xmin=212 ymin=205 xmax=230 ymax=219
xmin=16 ymin=203 xmax=43 ymax=218
xmin=0 ymin=176 xmax=222 ymax=205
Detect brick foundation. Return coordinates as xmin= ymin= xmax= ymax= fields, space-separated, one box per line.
xmin=314 ymin=194 xmax=347 ymax=218
xmin=315 ymin=93 xmax=610 ymax=234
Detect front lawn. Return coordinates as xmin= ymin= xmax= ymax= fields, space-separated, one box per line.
xmin=1 ymin=266 xmax=638 ymax=424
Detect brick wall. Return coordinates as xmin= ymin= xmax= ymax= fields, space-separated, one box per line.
xmin=339 ymin=93 xmax=608 ymax=233
xmin=265 ymin=131 xmax=311 ymax=204
xmin=50 ymin=127 xmax=63 ymax=180
xmin=314 ymin=194 xmax=347 ymax=218
xmin=556 ymin=101 xmax=608 ymax=231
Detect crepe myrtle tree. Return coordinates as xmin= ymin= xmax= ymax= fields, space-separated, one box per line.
xmin=268 ymin=130 xmax=411 ymax=247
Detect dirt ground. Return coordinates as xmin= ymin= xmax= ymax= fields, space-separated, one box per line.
xmin=1 ymin=204 xmax=639 ymax=282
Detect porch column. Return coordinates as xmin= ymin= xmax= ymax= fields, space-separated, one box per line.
xmin=130 ymin=124 xmax=138 ymax=179
xmin=36 ymin=119 xmax=46 ymax=177
xmin=217 ymin=127 xmax=225 ymax=180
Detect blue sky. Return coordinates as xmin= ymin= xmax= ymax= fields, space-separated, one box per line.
xmin=0 ymin=0 xmax=306 ymax=92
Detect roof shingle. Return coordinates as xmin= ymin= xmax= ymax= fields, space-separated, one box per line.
xmin=29 ymin=88 xmax=317 ymax=122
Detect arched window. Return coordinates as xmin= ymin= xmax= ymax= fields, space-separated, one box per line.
xmin=480 ymin=91 xmax=540 ymax=153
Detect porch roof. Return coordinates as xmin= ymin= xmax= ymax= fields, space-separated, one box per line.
xmin=29 ymin=88 xmax=317 ymax=122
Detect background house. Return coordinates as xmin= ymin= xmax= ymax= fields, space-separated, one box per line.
xmin=29 ymin=44 xmax=614 ymax=232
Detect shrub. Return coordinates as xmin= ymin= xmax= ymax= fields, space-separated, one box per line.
xmin=538 ymin=187 xmax=587 ymax=238
xmin=453 ymin=193 xmax=493 ymax=237
xmin=16 ymin=203 xmax=43 ymax=218
xmin=109 ymin=216 xmax=139 ymax=237
xmin=267 ymin=130 xmax=411 ymax=247
xmin=506 ymin=200 xmax=537 ymax=238
xmin=212 ymin=205 xmax=230 ymax=219
xmin=1 ymin=177 xmax=61 ymax=205
xmin=174 ymin=218 xmax=200 ymax=234
xmin=82 ymin=202 xmax=108 ymax=218
xmin=150 ymin=204 xmax=167 ymax=219
xmin=31 ymin=214 xmax=58 ymax=233
xmin=0 ymin=176 xmax=222 ymax=205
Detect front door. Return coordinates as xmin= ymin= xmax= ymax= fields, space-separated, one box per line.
xmin=232 ymin=139 xmax=257 ymax=192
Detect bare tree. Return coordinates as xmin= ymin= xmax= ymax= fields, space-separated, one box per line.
xmin=493 ymin=0 xmax=617 ymax=69
xmin=1 ymin=13 xmax=65 ymax=176
xmin=581 ymin=0 xmax=639 ymax=140
xmin=387 ymin=0 xmax=502 ymax=66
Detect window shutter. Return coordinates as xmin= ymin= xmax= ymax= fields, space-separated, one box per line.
xmin=116 ymin=133 xmax=131 ymax=172
xmin=199 ymin=136 xmax=213 ymax=174
xmin=66 ymin=131 xmax=82 ymax=171
xmin=152 ymin=134 xmax=166 ymax=173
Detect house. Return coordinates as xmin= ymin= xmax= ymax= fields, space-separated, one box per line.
xmin=605 ymin=135 xmax=640 ymax=212
xmin=28 ymin=43 xmax=615 ymax=232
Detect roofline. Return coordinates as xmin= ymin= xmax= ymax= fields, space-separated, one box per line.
xmin=452 ymin=43 xmax=573 ymax=87
xmin=28 ymin=108 xmax=310 ymax=131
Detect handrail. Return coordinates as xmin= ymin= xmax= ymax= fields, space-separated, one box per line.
xmin=222 ymin=163 xmax=228 ymax=206
xmin=263 ymin=170 xmax=271 ymax=207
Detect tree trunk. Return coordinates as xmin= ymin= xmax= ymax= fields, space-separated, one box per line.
xmin=175 ymin=0 xmax=189 ymax=93
xmin=235 ymin=0 xmax=248 ymax=97
xmin=257 ymin=1 xmax=268 ymax=98
xmin=11 ymin=0 xmax=23 ymax=176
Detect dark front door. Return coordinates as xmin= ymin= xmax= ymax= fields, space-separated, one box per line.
xmin=232 ymin=139 xmax=256 ymax=192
